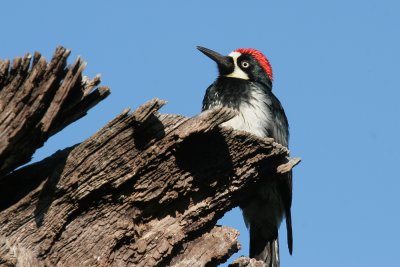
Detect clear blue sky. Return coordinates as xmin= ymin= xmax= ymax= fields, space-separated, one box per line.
xmin=2 ymin=1 xmax=400 ymax=266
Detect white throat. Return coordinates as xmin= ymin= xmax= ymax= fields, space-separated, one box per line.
xmin=225 ymin=51 xmax=249 ymax=80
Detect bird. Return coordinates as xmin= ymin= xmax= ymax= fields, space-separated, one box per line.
xmin=197 ymin=46 xmax=292 ymax=267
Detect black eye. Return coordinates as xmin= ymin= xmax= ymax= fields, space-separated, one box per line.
xmin=241 ymin=61 xmax=250 ymax=68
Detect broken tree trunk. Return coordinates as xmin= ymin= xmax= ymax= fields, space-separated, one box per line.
xmin=0 ymin=47 xmax=300 ymax=267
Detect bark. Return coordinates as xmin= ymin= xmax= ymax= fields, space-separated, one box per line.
xmin=0 ymin=47 xmax=300 ymax=267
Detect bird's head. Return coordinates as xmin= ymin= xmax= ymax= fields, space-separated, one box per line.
xmin=197 ymin=46 xmax=273 ymax=87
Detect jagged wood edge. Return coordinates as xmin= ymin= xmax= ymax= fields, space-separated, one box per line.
xmin=0 ymin=47 xmax=110 ymax=176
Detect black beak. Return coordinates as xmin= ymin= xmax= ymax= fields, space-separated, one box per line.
xmin=197 ymin=46 xmax=234 ymax=75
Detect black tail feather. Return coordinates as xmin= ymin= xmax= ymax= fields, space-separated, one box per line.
xmin=286 ymin=209 xmax=293 ymax=255
xmin=250 ymin=224 xmax=280 ymax=267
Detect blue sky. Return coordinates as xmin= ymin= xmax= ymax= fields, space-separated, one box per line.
xmin=2 ymin=1 xmax=400 ymax=266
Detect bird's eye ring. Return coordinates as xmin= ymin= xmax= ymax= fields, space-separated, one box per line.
xmin=241 ymin=61 xmax=250 ymax=68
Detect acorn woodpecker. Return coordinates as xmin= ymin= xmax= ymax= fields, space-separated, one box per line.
xmin=197 ymin=46 xmax=292 ymax=267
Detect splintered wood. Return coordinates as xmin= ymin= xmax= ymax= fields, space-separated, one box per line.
xmin=0 ymin=47 xmax=110 ymax=176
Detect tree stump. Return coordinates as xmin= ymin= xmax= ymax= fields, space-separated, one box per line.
xmin=0 ymin=47 xmax=300 ymax=267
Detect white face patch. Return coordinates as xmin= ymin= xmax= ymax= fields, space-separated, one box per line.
xmin=225 ymin=51 xmax=250 ymax=80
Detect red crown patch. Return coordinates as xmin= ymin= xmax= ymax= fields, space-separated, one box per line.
xmin=234 ymin=48 xmax=273 ymax=81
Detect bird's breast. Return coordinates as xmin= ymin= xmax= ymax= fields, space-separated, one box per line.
xmin=221 ymin=88 xmax=272 ymax=138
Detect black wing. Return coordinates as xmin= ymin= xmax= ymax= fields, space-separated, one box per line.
xmin=266 ymin=89 xmax=293 ymax=254
xmin=202 ymin=83 xmax=217 ymax=111
xmin=265 ymin=90 xmax=289 ymax=147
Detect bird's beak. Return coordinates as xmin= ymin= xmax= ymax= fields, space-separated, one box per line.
xmin=197 ymin=46 xmax=234 ymax=75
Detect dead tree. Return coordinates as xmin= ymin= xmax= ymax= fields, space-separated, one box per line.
xmin=0 ymin=47 xmax=300 ymax=267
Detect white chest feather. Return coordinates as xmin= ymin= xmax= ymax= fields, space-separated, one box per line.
xmin=221 ymin=88 xmax=272 ymax=138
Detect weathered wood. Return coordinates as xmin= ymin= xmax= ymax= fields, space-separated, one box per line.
xmin=0 ymin=47 xmax=301 ymax=267
xmin=169 ymin=226 xmax=240 ymax=267
xmin=277 ymin=157 xmax=301 ymax=174
xmin=229 ymin=257 xmax=266 ymax=267
xmin=0 ymin=47 xmax=110 ymax=176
